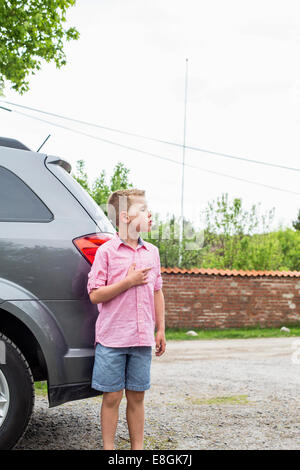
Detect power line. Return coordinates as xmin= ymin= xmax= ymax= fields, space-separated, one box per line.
xmin=1 ymin=99 xmax=300 ymax=173
xmin=1 ymin=104 xmax=300 ymax=196
xmin=0 ymin=105 xmax=189 ymax=165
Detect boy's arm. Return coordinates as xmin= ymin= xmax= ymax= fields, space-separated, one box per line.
xmin=154 ymin=289 xmax=165 ymax=332
xmin=89 ymin=277 xmax=132 ymax=304
xmin=89 ymin=263 xmax=152 ymax=304
xmin=154 ymin=289 xmax=166 ymax=356
xmin=88 ymin=247 xmax=133 ymax=304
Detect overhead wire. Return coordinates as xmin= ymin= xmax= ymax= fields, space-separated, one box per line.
xmin=1 ymin=99 xmax=300 ymax=173
xmin=0 ymin=104 xmax=300 ymax=196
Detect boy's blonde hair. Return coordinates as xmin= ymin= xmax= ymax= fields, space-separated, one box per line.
xmin=107 ymin=189 xmax=145 ymax=228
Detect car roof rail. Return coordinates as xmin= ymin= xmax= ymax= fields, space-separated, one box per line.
xmin=0 ymin=136 xmax=31 ymax=151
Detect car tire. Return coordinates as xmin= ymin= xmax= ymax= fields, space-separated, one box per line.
xmin=0 ymin=332 xmax=35 ymax=449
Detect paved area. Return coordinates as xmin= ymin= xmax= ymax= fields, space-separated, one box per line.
xmin=16 ymin=337 xmax=300 ymax=450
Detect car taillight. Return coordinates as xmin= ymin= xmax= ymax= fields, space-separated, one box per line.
xmin=73 ymin=232 xmax=114 ymax=264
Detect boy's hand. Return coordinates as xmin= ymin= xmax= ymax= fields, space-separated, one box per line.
xmin=126 ymin=262 xmax=152 ymax=287
xmin=155 ymin=330 xmax=166 ymax=356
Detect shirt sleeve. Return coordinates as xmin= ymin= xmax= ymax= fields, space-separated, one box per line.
xmin=154 ymin=247 xmax=163 ymax=291
xmin=87 ymin=246 xmax=108 ymax=295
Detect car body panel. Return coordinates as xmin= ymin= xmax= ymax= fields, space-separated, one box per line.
xmin=0 ymin=144 xmax=115 ymax=407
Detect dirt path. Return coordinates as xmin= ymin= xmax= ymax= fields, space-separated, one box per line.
xmin=16 ymin=337 xmax=300 ymax=450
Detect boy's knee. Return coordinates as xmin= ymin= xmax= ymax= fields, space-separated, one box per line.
xmin=103 ymin=389 xmax=124 ymax=407
xmin=125 ymin=390 xmax=145 ymax=404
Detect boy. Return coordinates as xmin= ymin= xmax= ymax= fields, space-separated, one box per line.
xmin=87 ymin=189 xmax=166 ymax=450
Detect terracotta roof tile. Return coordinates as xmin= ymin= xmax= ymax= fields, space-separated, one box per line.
xmin=160 ymin=267 xmax=300 ymax=277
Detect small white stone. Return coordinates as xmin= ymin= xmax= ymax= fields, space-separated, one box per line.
xmin=186 ymin=330 xmax=198 ymax=336
xmin=280 ymin=326 xmax=291 ymax=333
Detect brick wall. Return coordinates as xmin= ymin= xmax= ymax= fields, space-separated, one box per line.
xmin=161 ymin=268 xmax=300 ymax=329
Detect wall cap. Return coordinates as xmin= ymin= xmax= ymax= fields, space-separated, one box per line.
xmin=161 ymin=267 xmax=300 ymax=277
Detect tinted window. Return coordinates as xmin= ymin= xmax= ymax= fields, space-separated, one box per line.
xmin=0 ymin=166 xmax=53 ymax=222
xmin=0 ymin=137 xmax=30 ymax=150
xmin=46 ymin=162 xmax=115 ymax=232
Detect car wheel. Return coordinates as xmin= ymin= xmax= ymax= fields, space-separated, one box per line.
xmin=0 ymin=332 xmax=35 ymax=449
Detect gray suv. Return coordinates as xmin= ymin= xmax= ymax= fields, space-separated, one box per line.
xmin=0 ymin=137 xmax=115 ymax=449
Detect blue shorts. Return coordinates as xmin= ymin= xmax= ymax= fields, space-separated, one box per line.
xmin=91 ymin=342 xmax=153 ymax=392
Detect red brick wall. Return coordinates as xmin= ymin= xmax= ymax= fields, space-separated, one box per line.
xmin=161 ymin=273 xmax=300 ymax=329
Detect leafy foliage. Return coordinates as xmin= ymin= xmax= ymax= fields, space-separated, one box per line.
xmin=71 ymin=159 xmax=134 ymax=216
xmin=72 ymin=161 xmax=300 ymax=271
xmin=292 ymin=209 xmax=300 ymax=231
xmin=0 ymin=0 xmax=79 ymax=94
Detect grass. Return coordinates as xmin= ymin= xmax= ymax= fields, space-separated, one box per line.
xmin=164 ymin=324 xmax=300 ymax=341
xmin=34 ymin=380 xmax=48 ymax=396
xmin=187 ymin=394 xmax=250 ymax=406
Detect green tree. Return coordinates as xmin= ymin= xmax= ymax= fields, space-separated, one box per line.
xmin=72 ymin=168 xmax=298 ymax=272
xmin=238 ymin=232 xmax=284 ymax=271
xmin=0 ymin=0 xmax=79 ymax=94
xmin=72 ymin=159 xmax=90 ymax=193
xmin=147 ymin=213 xmax=181 ymax=267
xmin=91 ymin=162 xmax=134 ymax=211
xmin=204 ymin=193 xmax=265 ymax=239
xmin=275 ymin=227 xmax=300 ymax=271
xmin=146 ymin=213 xmax=204 ymax=268
xmin=292 ymin=209 xmax=300 ymax=231
xmin=202 ymin=193 xmax=278 ymax=269
xmin=71 ymin=160 xmax=134 ymax=217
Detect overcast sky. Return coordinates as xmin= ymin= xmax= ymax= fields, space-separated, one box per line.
xmin=1 ymin=0 xmax=300 ymax=232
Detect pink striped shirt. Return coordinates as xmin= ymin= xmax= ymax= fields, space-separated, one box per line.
xmin=87 ymin=232 xmax=163 ymax=347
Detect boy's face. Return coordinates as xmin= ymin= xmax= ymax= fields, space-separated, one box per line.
xmin=120 ymin=196 xmax=152 ymax=235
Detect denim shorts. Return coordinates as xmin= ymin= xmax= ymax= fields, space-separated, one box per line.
xmin=91 ymin=342 xmax=153 ymax=392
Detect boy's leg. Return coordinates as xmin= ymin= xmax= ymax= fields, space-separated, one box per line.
xmin=101 ymin=389 xmax=124 ymax=450
xmin=125 ymin=390 xmax=145 ymax=450
xmin=91 ymin=343 xmax=127 ymax=450
xmin=124 ymin=345 xmax=152 ymax=450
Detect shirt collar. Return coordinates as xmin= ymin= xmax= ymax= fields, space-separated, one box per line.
xmin=113 ymin=232 xmax=149 ymax=250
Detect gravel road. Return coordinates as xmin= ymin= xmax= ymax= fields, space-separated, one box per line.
xmin=15 ymin=337 xmax=300 ymax=450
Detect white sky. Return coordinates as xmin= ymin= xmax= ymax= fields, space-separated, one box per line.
xmin=1 ymin=0 xmax=300 ymax=232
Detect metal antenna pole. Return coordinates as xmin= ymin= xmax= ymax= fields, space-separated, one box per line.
xmin=37 ymin=134 xmax=51 ymax=152
xmin=179 ymin=58 xmax=188 ymax=267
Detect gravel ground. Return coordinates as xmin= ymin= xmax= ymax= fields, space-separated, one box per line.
xmin=15 ymin=337 xmax=300 ymax=450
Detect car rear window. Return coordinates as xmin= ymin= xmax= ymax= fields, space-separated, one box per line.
xmin=46 ymin=161 xmax=115 ymax=233
xmin=0 ymin=166 xmax=53 ymax=222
